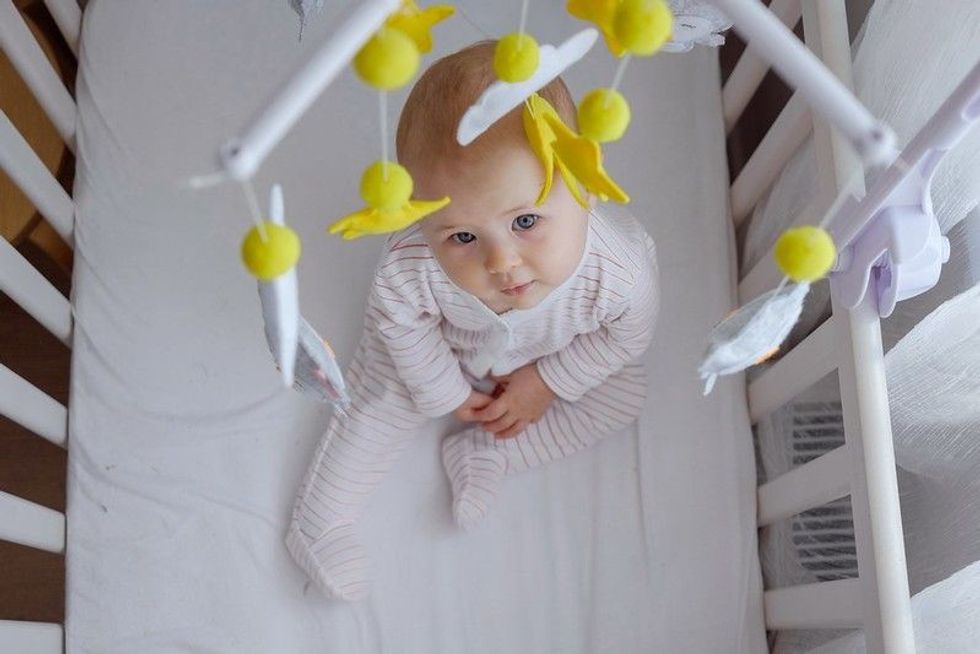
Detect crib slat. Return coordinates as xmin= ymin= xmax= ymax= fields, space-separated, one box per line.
xmin=730 ymin=93 xmax=812 ymax=225
xmin=0 ymin=111 xmax=74 ymax=244
xmin=722 ymin=0 xmax=802 ymax=132
xmin=757 ymin=445 xmax=850 ymax=526
xmin=748 ymin=316 xmax=838 ymax=423
xmin=0 ymin=363 xmax=67 ymax=448
xmin=764 ymin=578 xmax=863 ymax=630
xmin=0 ymin=238 xmax=72 ymax=346
xmin=0 ymin=0 xmax=76 ymax=149
xmin=0 ymin=491 xmax=65 ymax=553
xmin=41 ymin=0 xmax=81 ymax=57
xmin=0 ymin=620 xmax=63 ymax=654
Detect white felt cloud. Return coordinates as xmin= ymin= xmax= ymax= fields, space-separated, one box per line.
xmin=662 ymin=0 xmax=732 ymax=53
xmin=698 ymin=282 xmax=810 ymax=395
xmin=456 ymin=28 xmax=599 ymax=146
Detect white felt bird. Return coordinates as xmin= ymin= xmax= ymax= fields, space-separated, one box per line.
xmin=256 ymin=185 xmax=300 ymax=388
xmin=252 ymin=186 xmax=350 ymax=409
xmin=662 ymin=0 xmax=732 ymax=53
xmin=698 ymin=283 xmax=810 ymax=395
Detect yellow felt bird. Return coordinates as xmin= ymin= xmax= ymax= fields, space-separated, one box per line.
xmin=522 ymin=94 xmax=630 ymax=208
xmin=522 ymin=94 xmax=558 ymax=204
xmin=567 ymin=0 xmax=626 ymax=56
xmin=567 ymin=0 xmax=672 ymax=57
xmin=329 ymin=200 xmax=450 ymax=239
xmin=328 ymin=161 xmax=450 ymax=240
xmin=386 ymin=0 xmax=455 ymax=54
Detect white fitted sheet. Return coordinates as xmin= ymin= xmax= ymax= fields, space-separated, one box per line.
xmin=66 ymin=1 xmax=765 ymax=652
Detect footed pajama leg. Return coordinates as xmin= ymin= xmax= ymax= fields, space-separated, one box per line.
xmin=286 ymin=340 xmax=429 ymax=600
xmin=442 ymin=362 xmax=647 ymax=528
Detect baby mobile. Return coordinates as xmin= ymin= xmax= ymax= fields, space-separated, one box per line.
xmin=456 ymin=0 xmax=678 ymax=209
xmin=236 ymin=0 xmax=829 ymax=403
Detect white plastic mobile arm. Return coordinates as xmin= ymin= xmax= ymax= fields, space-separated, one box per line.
xmin=831 ymin=59 xmax=980 ymax=317
xmin=219 ymin=0 xmax=895 ymax=181
xmin=710 ymin=0 xmax=896 ymax=166
xmin=219 ymin=0 xmax=402 ymax=181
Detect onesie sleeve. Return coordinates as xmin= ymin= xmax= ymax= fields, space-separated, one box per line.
xmin=365 ymin=256 xmax=473 ymax=418
xmin=536 ymin=241 xmax=659 ymax=403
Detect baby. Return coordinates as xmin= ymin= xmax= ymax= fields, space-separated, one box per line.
xmin=287 ymin=41 xmax=659 ymax=601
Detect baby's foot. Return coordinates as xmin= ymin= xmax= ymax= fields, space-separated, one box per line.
xmin=286 ymin=520 xmax=371 ymax=601
xmin=442 ymin=430 xmax=507 ymax=529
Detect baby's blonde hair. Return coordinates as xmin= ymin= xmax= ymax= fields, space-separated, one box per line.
xmin=396 ymin=40 xmax=577 ymax=174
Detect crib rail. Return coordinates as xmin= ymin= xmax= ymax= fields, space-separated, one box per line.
xmin=764 ymin=578 xmax=863 ymax=630
xmin=722 ymin=0 xmax=801 ymax=132
xmin=0 ymin=620 xmax=63 ymax=654
xmin=0 ymin=111 xmax=75 ymax=243
xmin=39 ymin=0 xmax=80 ymax=57
xmin=728 ymin=0 xmax=915 ymax=652
xmin=0 ymin=0 xmax=75 ymax=148
xmin=730 ymin=92 xmax=811 ymax=225
xmin=1 ymin=0 xmax=76 ymax=651
xmin=747 ymin=315 xmax=837 ymax=423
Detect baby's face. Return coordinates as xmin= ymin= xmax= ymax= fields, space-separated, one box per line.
xmin=418 ymin=142 xmax=589 ymax=313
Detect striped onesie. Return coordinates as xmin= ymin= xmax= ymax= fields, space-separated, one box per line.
xmin=286 ymin=206 xmax=659 ymax=600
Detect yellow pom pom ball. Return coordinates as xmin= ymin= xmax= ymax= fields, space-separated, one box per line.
xmin=494 ymin=33 xmax=540 ymax=83
xmin=774 ymin=226 xmax=837 ymax=282
xmin=354 ymin=28 xmax=420 ymax=90
xmin=241 ymin=223 xmax=301 ymax=281
xmin=613 ymin=0 xmax=673 ymax=56
xmin=577 ymin=88 xmax=632 ymax=143
xmin=360 ymin=161 xmax=413 ymax=211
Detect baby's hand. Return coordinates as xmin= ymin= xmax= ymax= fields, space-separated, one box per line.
xmin=475 ymin=363 xmax=556 ymax=439
xmin=453 ymin=389 xmax=495 ymax=422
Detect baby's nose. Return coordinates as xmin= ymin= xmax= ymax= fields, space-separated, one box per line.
xmin=485 ymin=246 xmax=521 ymax=274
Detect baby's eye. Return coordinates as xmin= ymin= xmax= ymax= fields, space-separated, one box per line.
xmin=513 ymin=214 xmax=539 ymax=231
xmin=452 ymin=232 xmax=476 ymax=244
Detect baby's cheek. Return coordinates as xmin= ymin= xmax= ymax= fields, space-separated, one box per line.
xmin=443 ymin=253 xmax=488 ymax=293
xmin=541 ymin=234 xmax=581 ymax=282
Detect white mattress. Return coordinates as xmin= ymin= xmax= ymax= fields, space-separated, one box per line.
xmin=66 ymin=1 xmax=765 ymax=652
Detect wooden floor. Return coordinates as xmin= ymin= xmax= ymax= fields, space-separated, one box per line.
xmin=0 ymin=242 xmax=69 ymax=624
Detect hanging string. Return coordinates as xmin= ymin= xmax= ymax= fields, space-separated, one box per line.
xmin=518 ymin=0 xmax=530 ymax=37
xmin=607 ymin=55 xmax=632 ymax=106
xmin=814 ymin=145 xmax=908 ymax=233
xmin=379 ymin=89 xmax=389 ymax=180
xmin=455 ymin=4 xmax=493 ymax=39
xmin=761 ymin=143 xmax=908 ymax=304
xmin=241 ymin=179 xmax=268 ymax=241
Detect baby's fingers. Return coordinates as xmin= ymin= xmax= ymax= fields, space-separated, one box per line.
xmin=483 ymin=413 xmax=518 ymax=435
xmin=473 ymin=397 xmax=507 ymax=423
xmin=495 ymin=420 xmax=527 ymax=440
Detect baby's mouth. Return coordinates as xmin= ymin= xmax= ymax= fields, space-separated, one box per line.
xmin=501 ymin=281 xmax=535 ymax=296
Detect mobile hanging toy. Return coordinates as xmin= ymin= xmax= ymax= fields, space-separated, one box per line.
xmin=326 ymin=0 xmax=455 ymax=239
xmin=240 ymin=184 xmax=352 ymax=409
xmin=192 ymin=0 xmax=956 ymax=404
xmin=458 ymin=0 xmax=677 ymax=211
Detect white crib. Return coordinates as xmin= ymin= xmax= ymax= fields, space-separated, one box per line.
xmin=0 ymin=0 xmax=918 ymax=652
